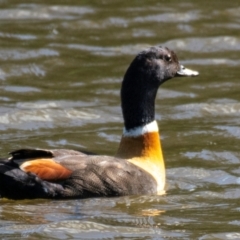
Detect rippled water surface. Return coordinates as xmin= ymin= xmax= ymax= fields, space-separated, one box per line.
xmin=0 ymin=0 xmax=240 ymax=239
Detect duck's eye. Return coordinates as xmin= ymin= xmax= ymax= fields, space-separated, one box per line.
xmin=165 ymin=54 xmax=172 ymax=62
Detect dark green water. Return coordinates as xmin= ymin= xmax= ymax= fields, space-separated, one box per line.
xmin=0 ymin=1 xmax=240 ymax=239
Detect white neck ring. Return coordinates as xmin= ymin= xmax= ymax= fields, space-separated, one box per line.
xmin=123 ymin=120 xmax=158 ymax=137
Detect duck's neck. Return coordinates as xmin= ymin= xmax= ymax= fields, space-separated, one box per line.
xmin=116 ymin=67 xmax=163 ymax=159
xmin=120 ymin=71 xmax=158 ymax=131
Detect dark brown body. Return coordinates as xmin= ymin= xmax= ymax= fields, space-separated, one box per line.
xmin=0 ymin=149 xmax=157 ymax=199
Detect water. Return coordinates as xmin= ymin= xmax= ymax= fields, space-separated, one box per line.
xmin=0 ymin=0 xmax=240 ymax=239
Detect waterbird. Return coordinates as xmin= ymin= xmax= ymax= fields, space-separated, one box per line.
xmin=0 ymin=46 xmax=198 ymax=199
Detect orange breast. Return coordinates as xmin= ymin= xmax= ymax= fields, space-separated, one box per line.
xmin=116 ymin=131 xmax=165 ymax=193
xmin=116 ymin=131 xmax=163 ymax=160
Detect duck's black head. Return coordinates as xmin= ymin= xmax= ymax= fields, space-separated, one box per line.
xmin=121 ymin=46 xmax=198 ymax=131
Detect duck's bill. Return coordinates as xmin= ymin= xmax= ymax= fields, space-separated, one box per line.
xmin=176 ymin=65 xmax=199 ymax=77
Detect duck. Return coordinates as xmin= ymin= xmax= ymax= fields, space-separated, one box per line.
xmin=0 ymin=46 xmax=198 ymax=199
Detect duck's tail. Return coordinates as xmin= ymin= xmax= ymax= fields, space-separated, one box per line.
xmin=0 ymin=162 xmax=63 ymax=199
